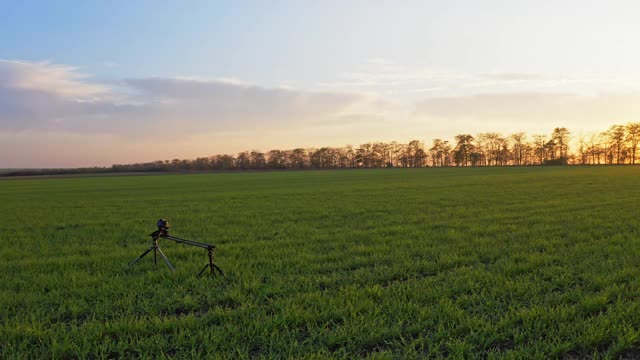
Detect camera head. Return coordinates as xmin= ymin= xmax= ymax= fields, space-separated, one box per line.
xmin=157 ymin=218 xmax=170 ymax=230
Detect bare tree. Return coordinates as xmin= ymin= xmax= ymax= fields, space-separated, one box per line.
xmin=267 ymin=150 xmax=286 ymax=169
xmin=532 ymin=135 xmax=547 ymax=165
xmin=453 ymin=134 xmax=475 ymax=166
xmin=405 ymin=140 xmax=427 ymax=167
xmin=235 ymin=151 xmax=251 ymax=170
xmin=576 ymin=136 xmax=588 ymax=165
xmin=510 ymin=132 xmax=526 ymax=166
xmin=289 ymin=148 xmax=308 ymax=168
xmin=551 ymin=127 xmax=571 ymax=160
xmin=606 ymin=125 xmax=626 ymax=164
xmin=479 ymin=133 xmax=505 ymax=166
xmin=429 ymin=139 xmax=451 ymax=167
xmin=250 ymin=151 xmax=266 ymax=169
xmin=626 ymin=122 xmax=640 ymax=164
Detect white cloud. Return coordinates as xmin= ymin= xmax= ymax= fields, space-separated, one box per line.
xmin=481 ymin=73 xmax=543 ymax=81
xmin=323 ymin=60 xmax=471 ymax=90
xmin=319 ymin=59 xmax=640 ymax=98
xmin=0 ymin=59 xmax=108 ymax=99
xmin=0 ymin=60 xmax=382 ymax=137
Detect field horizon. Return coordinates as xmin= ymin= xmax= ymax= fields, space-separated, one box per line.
xmin=2 ymin=163 xmax=640 ymax=180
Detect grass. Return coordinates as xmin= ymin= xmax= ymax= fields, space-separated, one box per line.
xmin=2 ymin=166 xmax=640 ymax=359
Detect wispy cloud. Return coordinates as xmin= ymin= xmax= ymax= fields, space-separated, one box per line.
xmin=319 ymin=58 xmax=472 ymax=91
xmin=0 ymin=60 xmax=383 ymax=137
xmin=481 ymin=73 xmax=543 ymax=81
xmin=319 ymin=59 xmax=640 ymax=97
xmin=0 ymin=59 xmax=108 ymax=99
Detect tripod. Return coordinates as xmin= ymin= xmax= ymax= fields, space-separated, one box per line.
xmin=128 ymin=232 xmax=224 ymax=277
xmin=197 ymin=246 xmax=225 ymax=277
xmin=128 ymin=236 xmax=176 ymax=272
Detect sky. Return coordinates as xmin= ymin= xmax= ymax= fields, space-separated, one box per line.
xmin=2 ymin=0 xmax=640 ymax=167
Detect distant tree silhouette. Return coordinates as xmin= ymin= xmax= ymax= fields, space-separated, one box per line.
xmin=290 ymin=148 xmax=308 ymax=169
xmin=607 ymin=125 xmax=626 ymax=164
xmin=453 ymin=134 xmax=474 ymax=167
xmin=11 ymin=122 xmax=640 ymax=177
xmin=267 ymin=150 xmax=286 ymax=169
xmin=626 ymin=122 xmax=640 ymax=164
xmin=236 ymin=151 xmax=251 ymax=170
xmin=510 ymin=132 xmax=526 ymax=166
xmin=552 ymin=127 xmax=571 ymax=160
xmin=250 ymin=151 xmax=267 ymax=169
xmin=429 ymin=139 xmax=450 ymax=167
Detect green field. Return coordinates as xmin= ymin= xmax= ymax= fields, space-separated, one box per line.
xmin=2 ymin=167 xmax=640 ymax=359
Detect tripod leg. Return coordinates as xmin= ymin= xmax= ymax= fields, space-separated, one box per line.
xmin=197 ymin=264 xmax=210 ymax=277
xmin=197 ymin=256 xmax=224 ymax=277
xmin=208 ymin=249 xmax=224 ymax=276
xmin=154 ymin=247 xmax=157 ymax=266
xmin=212 ymin=263 xmax=224 ymax=275
xmin=128 ymin=247 xmax=154 ymax=267
xmin=157 ymin=247 xmax=175 ymax=272
xmin=197 ymin=249 xmax=214 ymax=277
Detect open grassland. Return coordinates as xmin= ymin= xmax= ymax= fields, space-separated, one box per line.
xmin=2 ymin=167 xmax=640 ymax=359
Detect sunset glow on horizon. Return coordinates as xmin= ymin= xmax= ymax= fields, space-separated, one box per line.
xmin=2 ymin=0 xmax=640 ymax=167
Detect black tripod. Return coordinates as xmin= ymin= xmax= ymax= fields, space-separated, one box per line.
xmin=128 ymin=231 xmax=223 ymax=276
xmin=197 ymin=245 xmax=225 ymax=277
xmin=127 ymin=236 xmax=176 ymax=272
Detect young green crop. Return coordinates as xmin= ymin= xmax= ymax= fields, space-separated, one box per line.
xmin=1 ymin=167 xmax=640 ymax=359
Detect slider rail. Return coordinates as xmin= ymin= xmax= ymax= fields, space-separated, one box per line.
xmin=160 ymin=234 xmax=215 ymax=250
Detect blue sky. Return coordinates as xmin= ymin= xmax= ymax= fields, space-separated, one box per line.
xmin=2 ymin=1 xmax=248 ymax=78
xmin=2 ymin=1 xmax=397 ymax=83
xmin=2 ymin=1 xmax=640 ymax=167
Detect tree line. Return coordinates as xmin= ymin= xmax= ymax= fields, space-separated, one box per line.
xmin=4 ymin=123 xmax=640 ymax=176
xmin=110 ymin=122 xmax=640 ymax=171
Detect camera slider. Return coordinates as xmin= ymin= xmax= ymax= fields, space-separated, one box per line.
xmin=128 ymin=231 xmax=224 ymax=276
